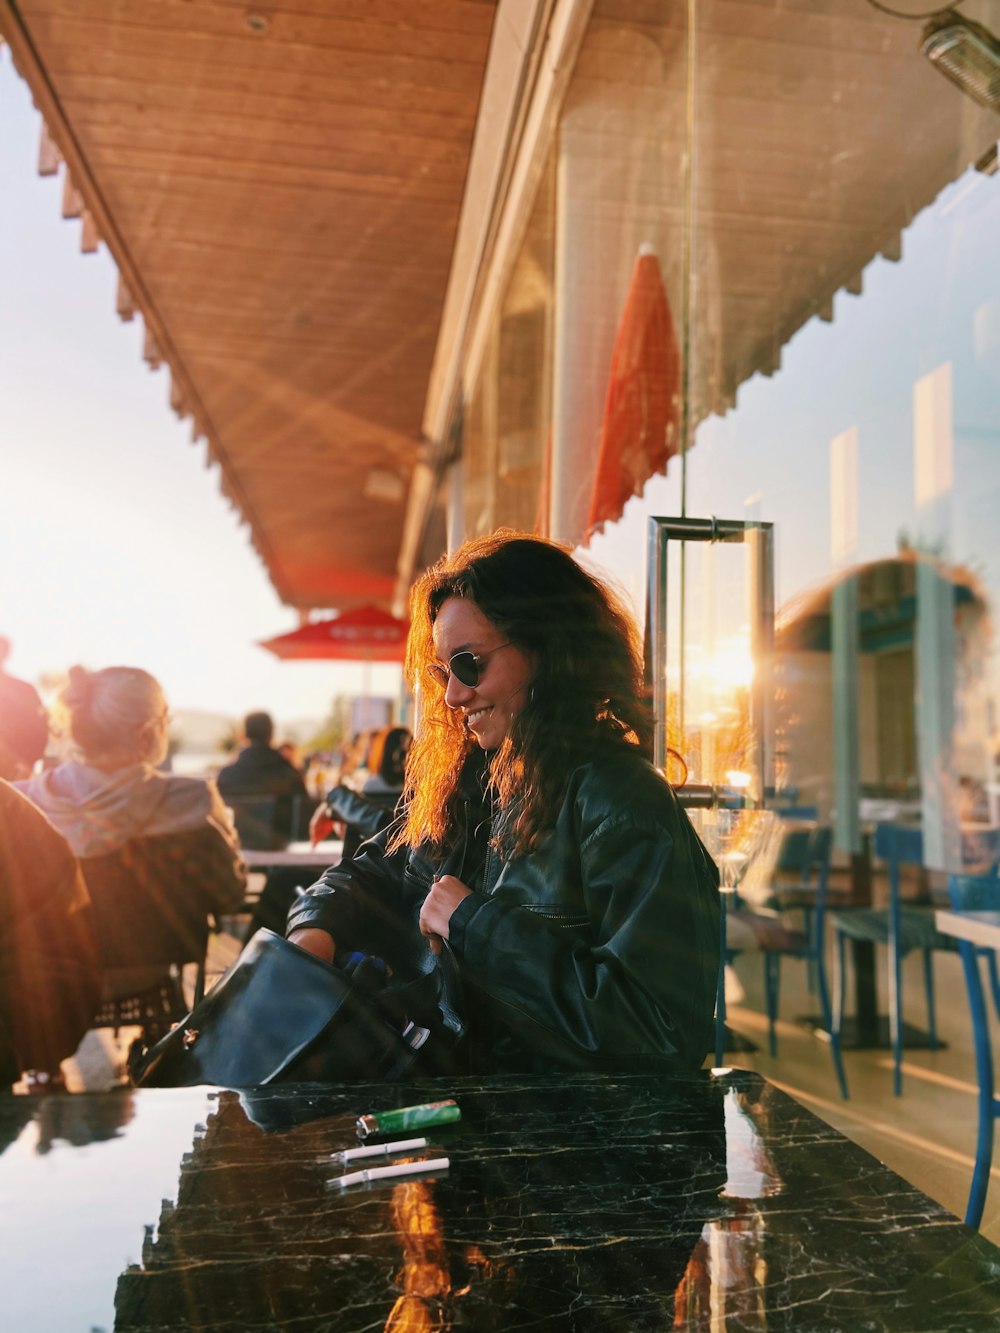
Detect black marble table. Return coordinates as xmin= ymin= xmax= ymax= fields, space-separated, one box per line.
xmin=1 ymin=1068 xmax=999 ymax=1331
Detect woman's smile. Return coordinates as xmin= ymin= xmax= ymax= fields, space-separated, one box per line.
xmin=433 ymin=597 xmax=534 ymax=750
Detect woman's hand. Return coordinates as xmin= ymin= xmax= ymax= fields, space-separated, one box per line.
xmin=309 ymin=805 xmax=345 ymax=847
xmin=288 ymin=927 xmax=336 ymax=962
xmin=419 ymin=874 xmax=472 ymax=956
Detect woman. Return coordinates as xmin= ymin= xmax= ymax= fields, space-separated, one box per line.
xmin=289 ymin=533 xmax=720 ymax=1073
xmin=17 ymin=666 xmax=246 ymax=968
xmin=310 ymin=724 xmax=412 ymax=858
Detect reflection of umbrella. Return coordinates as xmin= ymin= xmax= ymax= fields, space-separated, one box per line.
xmin=258 ymin=604 xmax=409 ymax=662
xmin=586 ymin=244 xmax=681 ymax=543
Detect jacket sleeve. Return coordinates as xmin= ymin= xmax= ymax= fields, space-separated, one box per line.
xmin=285 ymin=825 xmax=415 ymax=953
xmin=325 ymin=784 xmax=399 ymax=841
xmin=447 ymin=776 xmax=720 ymax=1069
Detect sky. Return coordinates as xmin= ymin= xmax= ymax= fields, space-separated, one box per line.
xmin=0 ymin=53 xmax=403 ymax=727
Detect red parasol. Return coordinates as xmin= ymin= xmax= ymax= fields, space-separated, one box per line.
xmin=586 ymin=245 xmax=682 ymax=543
xmin=258 ymin=603 xmax=409 ymax=663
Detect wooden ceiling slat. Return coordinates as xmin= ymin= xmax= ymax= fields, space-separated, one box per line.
xmin=45 ymin=49 xmax=481 ymax=118
xmin=64 ymin=100 xmax=472 ymax=167
xmin=91 ymin=180 xmax=461 ymax=240
xmin=147 ymin=272 xmax=449 ymax=310
xmin=80 ymin=144 xmax=471 ymax=206
xmin=168 ymin=326 xmax=441 ymax=356
xmin=31 ymin=0 xmax=497 ymax=42
xmin=59 ymin=79 xmax=477 ymax=144
xmin=29 ymin=17 xmax=491 ymax=96
xmin=29 ymin=0 xmax=494 ymax=64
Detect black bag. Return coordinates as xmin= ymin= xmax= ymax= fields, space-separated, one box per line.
xmin=128 ymin=928 xmax=434 ymax=1089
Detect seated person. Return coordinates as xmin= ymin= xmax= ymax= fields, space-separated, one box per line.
xmin=289 ymin=532 xmax=720 ymax=1074
xmin=17 ymin=667 xmax=246 ymax=993
xmin=244 ymin=727 xmax=409 ymax=937
xmin=0 ymin=780 xmax=102 ymax=1088
xmin=0 ymin=634 xmax=48 ymax=781
xmin=310 ymin=724 xmax=412 ymax=858
xmin=216 ymin=711 xmax=314 ymax=849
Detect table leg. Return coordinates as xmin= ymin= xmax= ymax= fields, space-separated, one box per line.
xmin=800 ymin=845 xmax=942 ymax=1051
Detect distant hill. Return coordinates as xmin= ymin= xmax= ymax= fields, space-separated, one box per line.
xmin=170 ymin=709 xmax=235 ymax=754
xmin=171 ymin=709 xmax=325 ymax=754
xmin=280 ymin=717 xmax=327 ymax=746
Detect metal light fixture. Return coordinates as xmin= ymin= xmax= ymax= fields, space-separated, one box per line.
xmin=921 ymin=9 xmax=1000 ymax=112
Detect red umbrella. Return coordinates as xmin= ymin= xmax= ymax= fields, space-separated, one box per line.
xmin=586 ymin=245 xmax=682 ymax=543
xmin=258 ymin=604 xmax=409 ymax=663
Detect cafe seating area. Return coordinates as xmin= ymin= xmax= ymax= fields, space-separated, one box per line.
xmin=44 ymin=844 xmax=1000 ymax=1258
xmin=723 ymin=897 xmax=1000 ymax=1247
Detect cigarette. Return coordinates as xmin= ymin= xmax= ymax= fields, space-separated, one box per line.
xmin=329 ymin=1156 xmax=450 ymax=1190
xmin=333 ymin=1137 xmax=429 ymax=1164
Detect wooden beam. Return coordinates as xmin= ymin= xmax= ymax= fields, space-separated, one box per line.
xmin=37 ymin=117 xmax=60 ymax=174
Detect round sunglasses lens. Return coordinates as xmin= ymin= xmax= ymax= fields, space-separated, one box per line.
xmin=450 ymin=653 xmax=480 ymax=687
xmin=426 ymin=664 xmax=448 ymax=687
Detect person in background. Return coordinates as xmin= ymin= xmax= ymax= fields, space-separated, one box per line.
xmin=277 ymin=740 xmax=302 ymax=771
xmin=336 ymin=730 xmax=374 ymax=793
xmin=310 ymin=724 xmax=412 ymax=858
xmin=216 ymin=710 xmax=313 ymax=848
xmin=18 ymin=667 xmax=242 ymax=867
xmin=289 ymin=531 xmax=720 ymax=1075
xmin=0 ymin=635 xmax=48 ymax=780
xmin=0 ymin=780 xmax=102 ymax=1089
xmin=16 ymin=669 xmax=245 ymax=1045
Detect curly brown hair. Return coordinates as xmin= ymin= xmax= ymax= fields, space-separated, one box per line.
xmin=394 ymin=531 xmax=653 ymax=857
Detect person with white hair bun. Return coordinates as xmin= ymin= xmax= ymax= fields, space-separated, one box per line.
xmin=19 ymin=666 xmax=240 ymax=871
xmin=16 ymin=666 xmax=246 ymax=982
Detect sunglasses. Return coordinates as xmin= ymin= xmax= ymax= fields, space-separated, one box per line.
xmin=426 ymin=642 xmax=511 ymax=689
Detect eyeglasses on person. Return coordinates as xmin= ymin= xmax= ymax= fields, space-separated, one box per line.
xmin=426 ymin=642 xmax=512 ymax=689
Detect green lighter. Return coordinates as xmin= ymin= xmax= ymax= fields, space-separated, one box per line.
xmin=356 ymin=1098 xmax=461 ymax=1140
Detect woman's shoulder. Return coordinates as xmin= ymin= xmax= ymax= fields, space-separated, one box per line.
xmin=568 ymin=745 xmax=676 ymax=821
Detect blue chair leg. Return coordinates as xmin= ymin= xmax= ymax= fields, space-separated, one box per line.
xmin=763 ymin=953 xmax=779 ymax=1057
xmin=889 ymin=924 xmax=904 ymax=1098
xmin=959 ymin=940 xmax=997 ymax=1229
xmin=802 ymin=907 xmax=817 ymax=994
xmin=816 ymin=940 xmax=849 ymax=1100
xmin=985 ymin=949 xmax=1000 ymax=1021
xmin=830 ymin=927 xmax=851 ymax=1100
xmin=922 ymin=946 xmax=940 ymax=1050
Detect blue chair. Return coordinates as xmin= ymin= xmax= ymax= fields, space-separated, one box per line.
xmin=724 ymin=826 xmax=848 ymax=1096
xmin=831 ymin=825 xmax=943 ymax=1097
xmin=761 ymin=827 xmax=848 ymax=1097
xmin=946 ymin=869 xmax=1000 ymax=1229
xmin=715 ymin=825 xmax=812 ymax=1064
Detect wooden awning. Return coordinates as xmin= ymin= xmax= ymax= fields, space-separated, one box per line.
xmin=0 ymin=0 xmax=497 ymax=611
xmin=3 ymin=0 xmax=997 ymax=607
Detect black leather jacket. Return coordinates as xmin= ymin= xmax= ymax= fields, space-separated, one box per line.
xmin=287 ymin=745 xmax=720 ymax=1074
xmin=325 ymin=778 xmax=403 ymax=860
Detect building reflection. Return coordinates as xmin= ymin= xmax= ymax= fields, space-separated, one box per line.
xmin=674 ymin=1083 xmax=783 ymax=1328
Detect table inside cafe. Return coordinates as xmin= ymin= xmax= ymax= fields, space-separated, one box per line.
xmin=2 ymin=1068 xmax=999 ymax=1331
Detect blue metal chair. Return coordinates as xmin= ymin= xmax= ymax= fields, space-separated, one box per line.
xmin=946 ymin=869 xmax=1000 ymax=1229
xmin=723 ymin=826 xmax=848 ymax=1096
xmin=831 ymin=825 xmax=942 ymax=1097
xmin=759 ymin=827 xmax=849 ymax=1096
